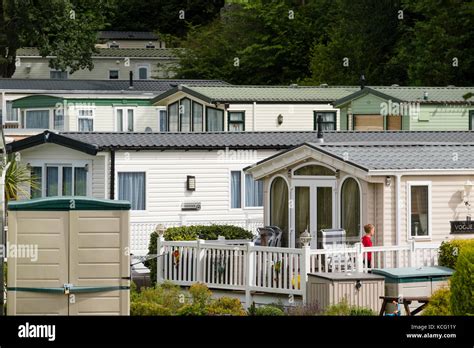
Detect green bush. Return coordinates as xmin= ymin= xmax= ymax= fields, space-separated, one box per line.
xmin=286 ymin=303 xmax=321 ymax=316
xmin=438 ymin=239 xmax=474 ymax=269
xmin=207 ymin=297 xmax=246 ymax=316
xmin=254 ymin=305 xmax=285 ymax=316
xmin=324 ymin=299 xmax=375 ymax=316
xmin=422 ymin=287 xmax=452 ymax=316
xmin=146 ymin=225 xmax=253 ymax=284
xmin=131 ymin=281 xmax=186 ymax=315
xmin=450 ymin=246 xmax=474 ymax=315
xmin=131 ymin=302 xmax=173 ymax=316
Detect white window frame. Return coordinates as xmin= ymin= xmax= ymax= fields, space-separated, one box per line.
xmin=157 ymin=106 xmax=167 ymax=132
xmin=5 ymin=101 xmax=19 ymax=123
xmin=27 ymin=160 xmax=92 ymax=198
xmin=108 ymin=69 xmax=120 ymax=80
xmin=77 ymin=107 xmax=95 ymax=131
xmin=229 ymin=169 xmax=263 ymax=210
xmin=23 ymin=108 xmax=52 ymax=129
xmin=115 ymin=168 xmax=148 ymax=213
xmin=136 ymin=64 xmax=150 ymax=80
xmin=406 ymin=181 xmax=432 ymax=240
xmin=114 ymin=107 xmax=136 ymax=132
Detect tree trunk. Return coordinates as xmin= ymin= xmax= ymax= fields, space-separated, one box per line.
xmin=0 ymin=0 xmax=19 ymax=78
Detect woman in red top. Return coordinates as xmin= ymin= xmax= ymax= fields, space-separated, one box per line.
xmin=361 ymin=224 xmax=375 ymax=268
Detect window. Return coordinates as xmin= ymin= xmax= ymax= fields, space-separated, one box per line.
xmin=340 ymin=178 xmax=361 ymax=242
xmin=146 ymin=43 xmax=155 ymax=48
xmin=50 ymin=70 xmax=68 ymax=79
xmin=109 ymin=41 xmax=119 ymax=48
xmin=137 ymin=66 xmax=149 ymax=80
xmin=206 ymin=107 xmax=224 ymax=131
xmin=118 ymin=172 xmax=146 ymax=210
xmin=78 ymin=109 xmax=94 ymax=131
xmin=228 ymin=112 xmax=245 ymax=131
xmin=294 ymin=165 xmax=334 ymax=176
xmin=25 ymin=110 xmax=50 ymax=129
xmin=408 ymin=182 xmax=431 ymax=238
xmin=30 ymin=167 xmax=42 ymax=199
xmin=43 ymin=164 xmax=88 ymax=197
xmin=54 ymin=109 xmax=64 ymax=131
xmin=165 ymin=99 xmax=204 ymax=132
xmin=469 ymin=110 xmax=474 ymax=130
xmin=116 ymin=108 xmax=134 ymax=132
xmin=270 ymin=177 xmax=289 ymax=247
xmin=5 ymin=101 xmax=19 ymax=122
xmin=159 ymin=109 xmax=168 ymax=132
xmin=314 ymin=111 xmax=336 ymax=131
xmin=230 ymin=171 xmax=263 ymax=209
xmin=244 ymin=174 xmax=263 ymax=207
xmin=230 ymin=171 xmax=241 ymax=208
xmin=180 ymin=98 xmax=191 ymax=132
xmin=109 ymin=70 xmax=119 ymax=79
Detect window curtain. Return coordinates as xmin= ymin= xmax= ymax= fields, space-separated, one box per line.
xmin=230 ymin=171 xmax=241 ymax=208
xmin=62 ymin=167 xmax=73 ymax=196
xmin=30 ymin=167 xmax=42 ymax=199
xmin=54 ymin=110 xmax=64 ymax=131
xmin=74 ymin=167 xmax=87 ymax=196
xmin=46 ymin=166 xmax=59 ymax=197
xmin=412 ymin=186 xmax=428 ymax=236
xmin=159 ymin=110 xmax=168 ymax=132
xmin=192 ymin=102 xmax=203 ymax=132
xmin=245 ymin=174 xmax=263 ymax=207
xmin=180 ymin=99 xmax=191 ymax=132
xmin=118 ymin=172 xmax=146 ymax=210
xmin=270 ymin=177 xmax=289 ymax=247
xmin=341 ymin=178 xmax=361 ymax=242
xmin=295 ymin=187 xmax=310 ymax=247
xmin=116 ymin=109 xmax=123 ymax=131
xmin=317 ymin=187 xmax=333 ymax=233
xmin=25 ymin=110 xmax=49 ymax=129
xmin=168 ymin=103 xmax=178 ymax=132
xmin=207 ymin=108 xmax=223 ymax=131
xmin=79 ymin=118 xmax=93 ymax=131
xmin=127 ymin=109 xmax=134 ymax=131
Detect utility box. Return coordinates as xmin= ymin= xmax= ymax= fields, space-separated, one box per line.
xmin=307 ymin=272 xmax=385 ymax=313
xmin=371 ymin=267 xmax=454 ymax=315
xmin=7 ymin=197 xmax=131 ymax=315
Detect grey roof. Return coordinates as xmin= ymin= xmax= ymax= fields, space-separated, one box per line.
xmin=309 ymin=143 xmax=474 ymax=171
xmin=0 ymin=79 xmax=229 ymax=93
xmin=55 ymin=130 xmax=474 ymax=150
xmin=97 ymin=31 xmax=158 ymax=40
xmin=17 ymin=47 xmax=177 ymax=59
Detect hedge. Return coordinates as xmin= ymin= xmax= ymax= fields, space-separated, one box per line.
xmin=422 ymin=287 xmax=452 ymax=316
xmin=450 ymin=245 xmax=474 ymax=315
xmin=146 ymin=225 xmax=253 ymax=284
xmin=438 ymin=239 xmax=474 ymax=269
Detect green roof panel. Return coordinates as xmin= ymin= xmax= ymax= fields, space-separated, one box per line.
xmin=8 ymin=196 xmax=131 ymax=211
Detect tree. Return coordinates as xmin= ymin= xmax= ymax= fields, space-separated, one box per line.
xmin=3 ymin=155 xmax=39 ymax=203
xmin=174 ymin=1 xmax=334 ymax=84
xmin=0 ymin=0 xmax=114 ymax=78
xmin=392 ymin=0 xmax=473 ymax=86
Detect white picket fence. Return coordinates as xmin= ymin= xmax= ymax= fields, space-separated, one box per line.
xmin=156 ymin=237 xmax=440 ymax=304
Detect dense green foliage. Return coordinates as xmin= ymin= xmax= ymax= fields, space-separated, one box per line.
xmin=0 ymin=0 xmax=114 ymax=77
xmin=450 ymin=246 xmax=474 ymax=315
xmin=145 ymin=225 xmax=253 ymax=284
xmin=422 ymin=287 xmax=452 ymax=316
xmin=254 ymin=305 xmax=285 ymax=316
xmin=438 ymin=239 xmax=474 ymax=269
xmin=324 ymin=299 xmax=376 ymax=316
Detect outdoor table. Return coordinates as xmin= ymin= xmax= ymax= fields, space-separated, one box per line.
xmin=379 ymin=296 xmax=430 ymax=316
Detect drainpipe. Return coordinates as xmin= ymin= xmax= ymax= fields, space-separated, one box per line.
xmin=109 ymin=149 xmax=115 ymax=200
xmin=395 ymin=174 xmax=402 ymax=246
xmin=252 ymin=102 xmax=256 ymax=131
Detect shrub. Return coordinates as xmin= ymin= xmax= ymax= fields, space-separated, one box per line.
xmin=450 ymin=246 xmax=474 ymax=315
xmin=286 ymin=302 xmax=321 ymax=316
xmin=207 ymin=297 xmax=246 ymax=316
xmin=131 ymin=281 xmax=186 ymax=315
xmin=131 ymin=302 xmax=173 ymax=316
xmin=438 ymin=239 xmax=474 ymax=269
xmin=189 ymin=283 xmax=212 ymax=308
xmin=254 ymin=305 xmax=285 ymax=316
xmin=324 ymin=299 xmax=375 ymax=316
xmin=146 ymin=225 xmax=253 ymax=284
xmin=422 ymin=287 xmax=452 ymax=316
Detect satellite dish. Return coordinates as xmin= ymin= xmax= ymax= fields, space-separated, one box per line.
xmin=145 ymin=127 xmax=153 ymax=133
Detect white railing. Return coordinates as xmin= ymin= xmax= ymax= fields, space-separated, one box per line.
xmin=131 ymin=217 xmax=263 ymax=255
xmin=156 ymin=238 xmax=440 ymax=305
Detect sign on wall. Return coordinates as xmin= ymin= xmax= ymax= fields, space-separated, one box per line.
xmin=450 ymin=220 xmax=474 ymax=234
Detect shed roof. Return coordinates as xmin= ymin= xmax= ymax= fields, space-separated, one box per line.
xmin=8 ymin=196 xmax=131 ymax=211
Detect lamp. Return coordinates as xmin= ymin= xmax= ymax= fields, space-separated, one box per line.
xmin=187 ymin=175 xmax=196 ymax=191
xmin=84 ymin=164 xmax=89 ymax=172
xmin=277 ymin=114 xmax=283 ymax=125
xmin=299 ymin=228 xmax=312 ymax=247
xmin=385 ymin=176 xmax=392 ymax=187
xmin=464 ymin=179 xmax=473 ymax=195
xmin=155 ymin=224 xmax=166 ymax=237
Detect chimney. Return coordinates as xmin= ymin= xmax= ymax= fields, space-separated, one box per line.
xmin=316 ymin=115 xmax=324 ymax=143
xmin=360 ymin=73 xmax=366 ymax=90
xmin=129 ymin=71 xmax=134 ymax=89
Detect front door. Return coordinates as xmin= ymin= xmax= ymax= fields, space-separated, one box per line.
xmin=292 ymin=179 xmax=336 ymax=248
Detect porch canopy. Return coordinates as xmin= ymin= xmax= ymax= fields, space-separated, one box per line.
xmin=245 ymin=137 xmax=474 ymax=249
